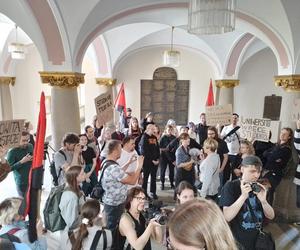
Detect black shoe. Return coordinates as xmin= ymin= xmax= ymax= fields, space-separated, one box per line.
xmin=161 ymin=184 xmax=165 ymax=190
xmin=150 ymin=193 xmax=158 ymax=200
xmin=170 ymin=184 xmax=175 ymax=189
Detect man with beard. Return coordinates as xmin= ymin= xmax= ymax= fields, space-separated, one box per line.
xmin=7 ymin=131 xmax=33 ymax=198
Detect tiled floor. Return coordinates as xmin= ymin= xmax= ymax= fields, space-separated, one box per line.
xmin=1 ymin=171 xmax=300 ymax=249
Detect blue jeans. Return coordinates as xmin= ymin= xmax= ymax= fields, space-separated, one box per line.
xmin=104 ymin=203 xmax=125 ymax=230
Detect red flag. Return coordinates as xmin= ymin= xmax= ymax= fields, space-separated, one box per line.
xmin=206 ymin=79 xmax=215 ymax=106
xmin=114 ymin=83 xmax=126 ymax=114
xmin=24 ymin=92 xmax=46 ymax=242
xmin=114 ymin=83 xmax=127 ymax=130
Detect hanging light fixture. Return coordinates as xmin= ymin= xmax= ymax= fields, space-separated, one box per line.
xmin=188 ymin=0 xmax=236 ymax=35
xmin=163 ymin=26 xmax=180 ymax=67
xmin=8 ymin=25 xmax=26 ymax=59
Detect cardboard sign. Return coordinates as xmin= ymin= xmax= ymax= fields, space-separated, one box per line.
xmin=94 ymin=90 xmax=114 ymax=126
xmin=240 ymin=117 xmax=271 ymax=142
xmin=292 ymin=98 xmax=300 ymax=121
xmin=206 ymin=104 xmax=232 ymax=126
xmin=0 ymin=119 xmax=25 ymax=148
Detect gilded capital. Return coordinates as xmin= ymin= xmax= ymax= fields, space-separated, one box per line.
xmin=215 ymin=79 xmax=239 ymax=88
xmin=274 ymin=75 xmax=300 ymax=92
xmin=39 ymin=72 xmax=85 ymax=88
xmin=0 ymin=76 xmax=15 ymax=86
xmin=95 ymin=78 xmax=116 ymax=86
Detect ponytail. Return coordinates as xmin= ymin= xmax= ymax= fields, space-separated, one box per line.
xmin=70 ymin=221 xmax=90 ymax=250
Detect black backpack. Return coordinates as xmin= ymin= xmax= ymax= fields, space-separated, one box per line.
xmin=49 ymin=150 xmax=67 ymax=186
xmin=43 ymin=184 xmax=67 ymax=232
xmin=90 ymin=160 xmax=116 ymax=201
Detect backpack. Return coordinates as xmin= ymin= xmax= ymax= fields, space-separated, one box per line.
xmin=43 ymin=184 xmax=67 ymax=232
xmin=90 ymin=160 xmax=116 ymax=201
xmin=49 ymin=150 xmax=67 ymax=186
xmin=0 ymin=228 xmax=21 ymax=243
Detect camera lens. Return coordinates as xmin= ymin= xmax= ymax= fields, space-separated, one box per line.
xmin=154 ymin=214 xmax=167 ymax=225
xmin=251 ymin=182 xmax=261 ymax=193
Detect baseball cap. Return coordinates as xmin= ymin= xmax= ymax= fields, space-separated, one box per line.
xmin=242 ymin=155 xmax=262 ymax=167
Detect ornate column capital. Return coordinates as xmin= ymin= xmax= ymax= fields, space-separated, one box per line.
xmin=215 ymin=79 xmax=239 ymax=88
xmin=39 ymin=71 xmax=85 ymax=88
xmin=0 ymin=76 xmax=15 ymax=86
xmin=274 ymin=75 xmax=300 ymax=92
xmin=95 ymin=78 xmax=117 ymax=86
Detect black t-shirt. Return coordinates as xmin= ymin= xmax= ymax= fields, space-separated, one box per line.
xmin=82 ymin=146 xmax=96 ymax=165
xmin=219 ymin=179 xmax=264 ymax=250
xmin=216 ymin=138 xmax=229 ymax=163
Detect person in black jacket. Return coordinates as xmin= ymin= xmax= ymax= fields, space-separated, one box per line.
xmin=139 ymin=124 xmax=160 ymax=199
xmin=262 ymin=127 xmax=293 ymax=205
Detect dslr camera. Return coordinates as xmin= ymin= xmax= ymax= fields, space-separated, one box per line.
xmin=143 ymin=200 xmax=168 ymax=225
xmin=248 ymin=182 xmax=261 ymax=193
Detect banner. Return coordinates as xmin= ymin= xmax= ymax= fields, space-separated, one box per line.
xmin=94 ymin=89 xmax=114 ymax=126
xmin=0 ymin=119 xmax=25 ymax=148
xmin=206 ymin=104 xmax=232 ymax=126
xmin=240 ymin=117 xmax=271 ymax=142
xmin=292 ymin=98 xmax=300 ymax=120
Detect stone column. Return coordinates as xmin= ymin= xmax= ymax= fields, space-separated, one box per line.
xmin=40 ymin=72 xmax=85 ymax=150
xmin=95 ymin=77 xmax=117 ymax=125
xmin=0 ymin=76 xmax=15 ymax=120
xmin=215 ymin=79 xmax=239 ymax=107
xmin=273 ymin=74 xmax=300 ymax=222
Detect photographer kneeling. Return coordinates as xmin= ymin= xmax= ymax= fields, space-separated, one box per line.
xmin=219 ymin=155 xmax=275 ymax=250
xmin=113 ymin=186 xmax=162 ymax=250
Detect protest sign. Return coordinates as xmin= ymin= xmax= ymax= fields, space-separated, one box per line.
xmin=292 ymin=98 xmax=300 ymax=120
xmin=240 ymin=117 xmax=271 ymax=142
xmin=94 ymin=89 xmax=114 ymax=126
xmin=0 ymin=119 xmax=25 ymax=148
xmin=206 ymin=104 xmax=232 ymax=126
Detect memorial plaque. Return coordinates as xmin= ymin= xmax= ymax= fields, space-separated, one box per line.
xmin=141 ymin=67 xmax=189 ymax=128
xmin=263 ymin=95 xmax=282 ymax=120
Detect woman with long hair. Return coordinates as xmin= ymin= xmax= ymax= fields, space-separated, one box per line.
xmin=263 ymin=127 xmax=293 ymax=204
xmin=232 ymin=139 xmax=255 ymax=180
xmin=59 ymin=165 xmax=86 ymax=231
xmin=114 ymin=187 xmax=162 ymax=250
xmin=79 ymin=134 xmax=97 ymax=196
xmin=67 ymin=199 xmax=112 ymax=250
xmin=168 ymin=199 xmax=238 ymax=250
xmin=175 ymin=180 xmax=196 ymax=205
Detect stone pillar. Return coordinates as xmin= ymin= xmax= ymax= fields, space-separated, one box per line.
xmin=0 ymin=76 xmax=15 ymax=120
xmin=215 ymin=79 xmax=239 ymax=107
xmin=95 ymin=77 xmax=117 ymax=125
xmin=273 ymin=74 xmax=300 ymax=222
xmin=40 ymin=72 xmax=85 ymax=150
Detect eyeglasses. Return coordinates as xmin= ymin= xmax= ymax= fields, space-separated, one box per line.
xmin=134 ymin=196 xmax=146 ymax=202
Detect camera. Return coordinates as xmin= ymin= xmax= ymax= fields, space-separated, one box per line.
xmin=143 ymin=200 xmax=168 ymax=225
xmin=250 ymin=182 xmax=261 ymax=193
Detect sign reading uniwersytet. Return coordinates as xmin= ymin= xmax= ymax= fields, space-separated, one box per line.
xmin=206 ymin=104 xmax=232 ymax=126
xmin=240 ymin=117 xmax=271 ymax=142
xmin=0 ymin=119 xmax=25 ymax=148
xmin=94 ymin=89 xmax=114 ymax=126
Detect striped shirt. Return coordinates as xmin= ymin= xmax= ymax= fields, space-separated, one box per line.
xmin=294 ymin=129 xmax=300 ymax=185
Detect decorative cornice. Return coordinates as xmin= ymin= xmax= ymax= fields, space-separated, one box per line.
xmin=215 ymin=79 xmax=239 ymax=88
xmin=39 ymin=71 xmax=85 ymax=88
xmin=0 ymin=76 xmax=15 ymax=86
xmin=95 ymin=78 xmax=116 ymax=86
xmin=274 ymin=75 xmax=300 ymax=92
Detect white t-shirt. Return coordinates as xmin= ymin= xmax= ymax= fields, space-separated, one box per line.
xmin=221 ymin=124 xmax=240 ymax=155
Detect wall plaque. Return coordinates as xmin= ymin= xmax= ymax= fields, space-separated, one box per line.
xmin=141 ymin=67 xmax=189 ymax=128
xmin=263 ymin=95 xmax=282 ymax=121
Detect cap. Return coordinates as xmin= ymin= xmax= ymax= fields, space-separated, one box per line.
xmin=242 ymin=155 xmax=262 ymax=167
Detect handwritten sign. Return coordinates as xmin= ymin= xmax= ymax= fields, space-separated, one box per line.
xmin=292 ymin=98 xmax=300 ymax=121
xmin=206 ymin=104 xmax=232 ymax=126
xmin=94 ymin=90 xmax=113 ymax=126
xmin=240 ymin=117 xmax=271 ymax=142
xmin=0 ymin=119 xmax=25 ymax=148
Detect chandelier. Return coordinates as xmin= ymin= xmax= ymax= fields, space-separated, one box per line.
xmin=188 ymin=0 xmax=236 ymax=35
xmin=163 ymin=26 xmax=180 ymax=67
xmin=8 ymin=25 xmax=26 ymax=59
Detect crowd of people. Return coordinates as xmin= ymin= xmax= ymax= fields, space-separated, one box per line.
xmin=0 ymin=111 xmax=299 ymax=250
